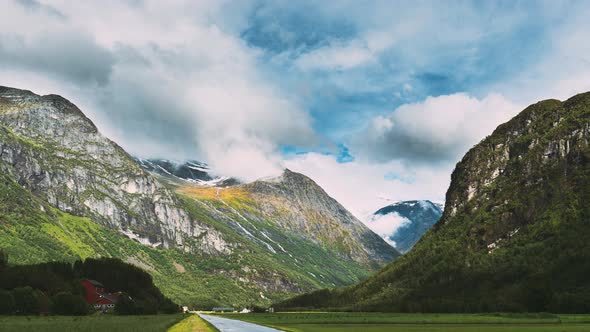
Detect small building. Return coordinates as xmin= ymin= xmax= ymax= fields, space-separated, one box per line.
xmin=212 ymin=307 xmax=235 ymax=313
xmin=81 ymin=279 xmax=122 ymax=312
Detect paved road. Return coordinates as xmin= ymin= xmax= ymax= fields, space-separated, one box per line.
xmin=199 ymin=314 xmax=283 ymax=332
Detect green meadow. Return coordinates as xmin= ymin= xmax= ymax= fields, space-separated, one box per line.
xmin=0 ymin=314 xmax=188 ymax=332
xmin=216 ymin=312 xmax=590 ymax=332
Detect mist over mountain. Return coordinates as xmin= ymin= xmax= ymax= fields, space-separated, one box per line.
xmin=134 ymin=158 xmax=239 ymax=187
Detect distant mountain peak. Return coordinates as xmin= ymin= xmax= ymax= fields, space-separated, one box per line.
xmin=374 ymin=199 xmax=443 ymax=216
xmin=369 ymin=199 xmax=443 ymax=253
xmin=135 ymin=158 xmax=239 ymax=187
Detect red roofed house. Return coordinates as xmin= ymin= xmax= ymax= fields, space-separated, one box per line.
xmin=81 ymin=279 xmax=122 ymax=312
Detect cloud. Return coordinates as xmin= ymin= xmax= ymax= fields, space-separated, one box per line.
xmin=356 ymin=93 xmax=520 ymax=163
xmin=15 ymin=0 xmax=66 ymax=19
xmin=0 ymin=32 xmax=115 ymax=85
xmin=366 ymin=212 xmax=411 ymax=246
xmin=0 ymin=0 xmax=316 ymax=182
xmin=295 ymin=39 xmax=378 ymax=71
xmin=294 ymin=26 xmax=396 ymax=71
xmin=281 ymin=92 xmax=520 ymax=222
xmin=284 ymin=153 xmax=451 ymax=218
xmin=2 ymin=0 xmax=590 ymax=218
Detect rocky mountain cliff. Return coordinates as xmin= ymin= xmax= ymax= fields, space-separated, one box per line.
xmin=369 ymin=200 xmax=443 ymax=253
xmin=277 ymin=92 xmax=590 ymax=313
xmin=243 ymin=170 xmax=399 ymax=265
xmin=0 ymin=86 xmax=226 ymax=253
xmin=0 ymin=86 xmax=397 ymax=307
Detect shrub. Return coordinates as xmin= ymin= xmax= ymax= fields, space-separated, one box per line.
xmin=114 ymin=294 xmax=139 ymax=315
xmin=0 ymin=289 xmax=15 ymax=314
xmin=51 ymin=292 xmax=89 ymax=315
xmin=12 ymin=287 xmax=39 ymax=314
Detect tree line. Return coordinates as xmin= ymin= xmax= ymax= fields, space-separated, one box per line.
xmin=0 ymin=251 xmax=178 ymax=315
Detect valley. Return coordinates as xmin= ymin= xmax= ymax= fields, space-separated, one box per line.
xmin=2 ymin=1 xmax=590 ymax=330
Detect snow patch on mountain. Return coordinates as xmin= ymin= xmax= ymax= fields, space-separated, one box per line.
xmin=135 ymin=158 xmax=238 ymax=187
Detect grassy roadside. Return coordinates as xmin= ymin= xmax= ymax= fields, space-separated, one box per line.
xmin=0 ymin=314 xmax=185 ymax=332
xmin=168 ymin=314 xmax=219 ymax=332
xmin=215 ymin=312 xmax=590 ymax=332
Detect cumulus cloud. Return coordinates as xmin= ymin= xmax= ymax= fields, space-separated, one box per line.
xmin=356 ymin=93 xmax=520 ymax=163
xmin=366 ymin=213 xmax=411 ymax=246
xmin=0 ymin=0 xmax=315 ymax=182
xmin=284 ymin=153 xmax=451 ymax=218
xmin=281 ymin=93 xmax=520 ymax=222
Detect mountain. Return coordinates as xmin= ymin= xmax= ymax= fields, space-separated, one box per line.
xmin=0 ymin=87 xmax=217 ymax=251
xmin=369 ymin=200 xmax=443 ymax=253
xmin=235 ymin=169 xmax=398 ymax=265
xmin=0 ymin=86 xmax=397 ymax=308
xmin=277 ymin=92 xmax=590 ymax=313
xmin=134 ymin=158 xmax=239 ymax=187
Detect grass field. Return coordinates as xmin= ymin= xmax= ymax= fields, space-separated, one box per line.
xmin=216 ymin=312 xmax=590 ymax=332
xmin=0 ymin=314 xmax=187 ymax=332
xmin=168 ymin=315 xmax=218 ymax=332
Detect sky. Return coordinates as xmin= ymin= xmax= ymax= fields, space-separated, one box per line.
xmin=2 ymin=0 xmax=590 ymax=223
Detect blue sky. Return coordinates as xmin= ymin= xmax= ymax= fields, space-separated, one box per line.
xmin=240 ymin=1 xmax=556 ymax=143
xmin=2 ymin=0 xmax=590 ymax=217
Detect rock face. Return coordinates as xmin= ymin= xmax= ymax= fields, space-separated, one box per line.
xmin=370 ymin=200 xmax=443 ymax=253
xmin=243 ymin=170 xmax=400 ymax=265
xmin=277 ymin=92 xmax=590 ymax=313
xmin=0 ymin=86 xmax=227 ymax=254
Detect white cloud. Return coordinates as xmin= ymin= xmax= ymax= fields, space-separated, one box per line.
xmin=366 ymin=212 xmax=411 ymax=246
xmin=0 ymin=0 xmax=315 ymax=182
xmin=283 ymin=93 xmax=520 ymax=222
xmin=357 ymin=93 xmax=520 ymax=163
xmin=295 ymin=29 xmax=396 ymax=71
xmin=295 ymin=39 xmax=376 ymax=71
xmin=284 ymin=153 xmax=451 ymax=219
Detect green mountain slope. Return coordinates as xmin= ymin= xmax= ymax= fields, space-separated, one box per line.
xmin=173 ymin=169 xmax=398 ymax=268
xmin=0 ymin=86 xmax=397 ymax=308
xmin=277 ymin=92 xmax=590 ymax=313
